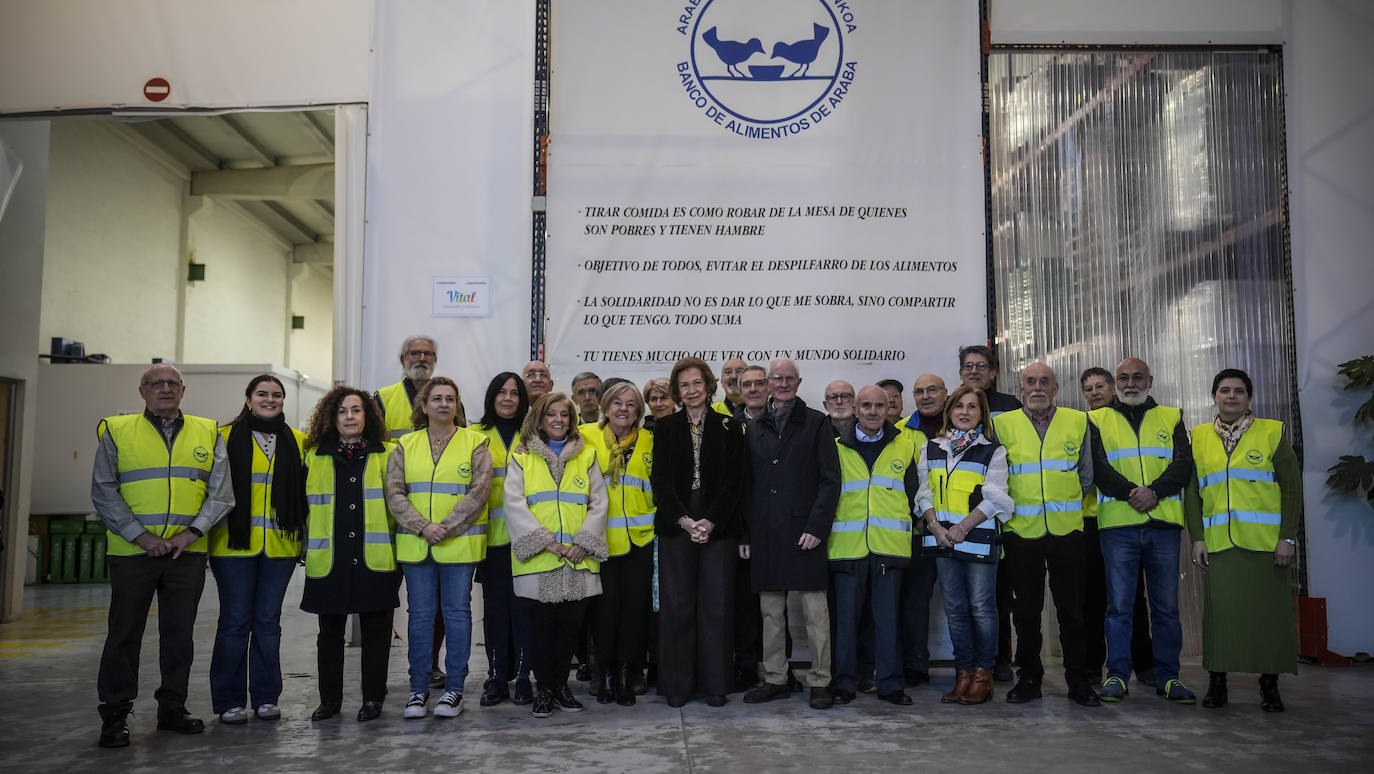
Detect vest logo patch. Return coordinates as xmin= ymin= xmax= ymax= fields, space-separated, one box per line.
xmin=1156 ymin=430 xmax=1170 ymax=443
xmin=458 ymin=463 xmax=472 ymax=477
xmin=642 ymin=452 xmax=653 ymax=467
xmin=1246 ymin=450 xmax=1264 ymax=465
xmin=1063 ymin=441 xmax=1079 ymax=457
xmin=193 ymin=446 xmax=210 ymax=462
xmin=574 ymin=475 xmax=587 ymax=489
xmin=889 ymin=459 xmax=905 ymax=474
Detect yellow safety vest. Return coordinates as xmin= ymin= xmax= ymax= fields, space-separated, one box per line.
xmin=471 ymin=425 xmax=520 ymax=548
xmin=1192 ymin=418 xmax=1284 ymax=554
xmin=510 ymin=446 xmax=600 ymax=577
xmin=921 ymin=438 xmax=1000 ymax=562
xmin=829 ymin=433 xmax=915 ymax=560
xmin=304 ymin=447 xmax=396 ymax=577
xmin=209 ymin=425 xmax=307 ymax=558
xmin=580 ymin=426 xmax=655 ymax=556
xmin=993 ymin=408 xmax=1087 ymax=539
xmin=711 ymin=400 xmax=734 ymax=417
xmin=98 ymin=413 xmax=216 ymax=556
xmin=377 ymin=381 xmax=415 ymax=440
xmin=1089 ymin=405 xmax=1185 ymax=529
xmin=395 ymin=428 xmax=488 ymax=564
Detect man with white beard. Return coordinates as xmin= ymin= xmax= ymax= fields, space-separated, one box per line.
xmin=1087 ymin=357 xmax=1196 ymax=704
xmin=376 ymin=335 xmax=438 ymax=439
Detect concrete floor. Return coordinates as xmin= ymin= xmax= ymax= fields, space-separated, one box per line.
xmin=1 ymin=574 xmax=1372 ymax=774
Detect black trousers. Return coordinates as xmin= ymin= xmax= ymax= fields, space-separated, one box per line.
xmin=734 ymin=554 xmax=762 ymax=675
xmin=1082 ymin=519 xmax=1153 ymax=677
xmin=997 ymin=564 xmax=1015 ymax=664
xmin=481 ymin=545 xmax=533 ymax=683
xmin=899 ymin=549 xmax=939 ymax=672
xmin=596 ymin=542 xmax=654 ymax=671
xmin=522 ymin=597 xmax=588 ymax=689
xmin=97 ymin=552 xmax=208 ymax=717
xmin=317 ymin=610 xmax=392 ymax=703
xmin=1002 ymin=531 xmax=1088 ymax=684
xmin=657 ymin=534 xmax=736 ymax=698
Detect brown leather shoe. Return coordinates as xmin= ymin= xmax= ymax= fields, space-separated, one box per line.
xmin=942 ymin=670 xmax=972 ymax=704
xmin=959 ymin=667 xmax=993 ymax=705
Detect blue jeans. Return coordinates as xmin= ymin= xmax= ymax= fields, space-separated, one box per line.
xmin=403 ymin=560 xmax=475 ymax=693
xmin=1100 ymin=526 xmax=1182 ymax=684
xmin=208 ymin=555 xmax=297 ymax=712
xmin=831 ymin=557 xmax=903 ymax=695
xmin=936 ymin=557 xmax=998 ymax=673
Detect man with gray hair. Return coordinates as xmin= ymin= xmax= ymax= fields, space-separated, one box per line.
xmin=571 ymin=371 xmax=602 ymax=423
xmin=376 ymin=335 xmax=437 ymax=439
xmin=822 ymin=379 xmax=856 ymax=437
xmin=93 ymin=364 xmax=235 ymax=747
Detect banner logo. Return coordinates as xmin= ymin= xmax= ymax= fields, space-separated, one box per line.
xmin=677 ymin=0 xmax=857 ymax=139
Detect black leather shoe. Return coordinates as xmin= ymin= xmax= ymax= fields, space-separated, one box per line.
xmin=1135 ymin=667 xmax=1158 ymax=688
xmin=743 ymin=682 xmax=790 ymax=704
xmin=626 ymin=666 xmax=649 ymax=696
xmin=552 ymin=685 xmax=584 ymax=712
xmin=830 ymin=688 xmax=856 ymax=705
xmin=1068 ymin=683 xmax=1102 ymax=707
xmin=809 ymin=687 xmax=834 ymax=709
xmin=616 ymin=667 xmax=636 ymax=706
xmin=512 ymin=678 xmax=534 ymax=705
xmin=156 ymin=708 xmax=205 ymax=734
xmin=311 ymin=701 xmax=342 ymax=721
xmin=480 ymin=678 xmax=509 ymax=707
xmin=356 ymin=700 xmax=383 ymax=721
xmin=903 ymin=668 xmax=930 ymax=687
xmin=575 ymin=663 xmax=590 ymax=682
xmin=1006 ymin=676 xmax=1042 ymax=703
xmin=1202 ymin=671 xmax=1228 ymax=709
xmin=993 ymin=659 xmax=1014 ymax=683
xmin=879 ymin=691 xmax=914 ymax=706
xmin=531 ymin=689 xmax=554 ymax=718
xmin=596 ymin=673 xmax=617 ymax=705
xmin=1259 ymin=674 xmax=1284 ymax=713
xmin=666 ymin=695 xmax=689 ymax=708
xmin=98 ymin=712 xmax=131 ymax=748
xmin=705 ymin=694 xmax=727 ymax=708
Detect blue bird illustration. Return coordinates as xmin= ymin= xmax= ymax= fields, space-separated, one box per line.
xmin=770 ymin=23 xmax=830 ymax=77
xmin=703 ymin=26 xmax=765 ymax=78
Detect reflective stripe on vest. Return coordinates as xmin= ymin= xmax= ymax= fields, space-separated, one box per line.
xmin=828 ymin=433 xmax=916 ymax=560
xmin=923 ymin=440 xmax=1000 ymax=562
xmin=580 ymin=426 xmax=656 ymax=556
xmin=304 ymin=447 xmax=396 ymax=577
xmin=209 ymin=425 xmax=306 ymax=558
xmin=1192 ymin=418 xmax=1284 ymax=554
xmin=98 ymin=413 xmax=217 ymax=556
xmin=993 ymin=408 xmax=1087 ymax=539
xmin=378 ymin=381 xmax=415 ymax=439
xmin=396 ymin=427 xmax=488 ymax=564
xmin=472 ymin=425 xmax=520 ymax=547
xmin=511 ymin=447 xmax=600 ymax=577
xmin=1088 ymin=405 xmax=1185 ymax=529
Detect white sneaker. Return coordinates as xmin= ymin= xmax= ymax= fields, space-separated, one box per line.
xmin=254 ymin=703 xmax=281 ymax=720
xmin=434 ymin=690 xmax=463 ymax=718
xmin=403 ymin=691 xmax=428 ymax=719
xmin=219 ymin=707 xmax=248 ymax=725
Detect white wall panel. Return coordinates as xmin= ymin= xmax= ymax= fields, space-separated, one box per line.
xmin=989 ymin=0 xmax=1284 ymax=45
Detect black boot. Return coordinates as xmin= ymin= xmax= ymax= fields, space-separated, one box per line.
xmin=596 ymin=671 xmax=617 ymax=704
xmin=1259 ymin=673 xmax=1284 ymax=713
xmin=616 ymin=665 xmax=637 ymax=707
xmin=1202 ymin=671 xmax=1228 ymax=709
xmin=626 ymin=664 xmax=649 ymax=696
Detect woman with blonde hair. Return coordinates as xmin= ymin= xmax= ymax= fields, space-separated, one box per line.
xmin=642 ymin=377 xmax=675 ymax=431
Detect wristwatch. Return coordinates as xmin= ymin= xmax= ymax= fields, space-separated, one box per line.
xmin=187 ymin=526 xmax=204 ymax=538
xmin=1283 ymin=538 xmax=1296 ymax=546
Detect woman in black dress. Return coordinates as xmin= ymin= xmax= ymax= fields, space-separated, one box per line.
xmin=300 ymin=387 xmax=401 ymax=722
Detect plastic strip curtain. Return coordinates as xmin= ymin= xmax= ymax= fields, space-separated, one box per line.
xmin=987 ymin=49 xmax=1297 ymax=437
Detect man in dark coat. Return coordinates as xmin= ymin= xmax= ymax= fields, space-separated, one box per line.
xmin=741 ymin=358 xmax=841 ymax=709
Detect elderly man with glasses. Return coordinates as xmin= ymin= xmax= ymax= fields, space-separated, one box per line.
xmin=375 ymin=335 xmax=439 ymax=439
xmin=822 ymin=380 xmax=856 ymax=437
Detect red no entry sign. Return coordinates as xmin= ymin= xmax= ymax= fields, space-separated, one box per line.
xmin=143 ymin=77 xmax=171 ymax=102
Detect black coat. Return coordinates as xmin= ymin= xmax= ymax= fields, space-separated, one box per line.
xmin=650 ymin=408 xmax=749 ymax=540
xmin=745 ymin=398 xmax=840 ymax=591
xmin=300 ymin=443 xmax=401 ymax=616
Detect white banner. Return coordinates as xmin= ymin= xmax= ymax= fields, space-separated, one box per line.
xmin=547 ymin=0 xmax=988 ymax=404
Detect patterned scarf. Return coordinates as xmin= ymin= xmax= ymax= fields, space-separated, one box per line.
xmin=337 ymin=438 xmax=369 ymax=462
xmin=1213 ymin=411 xmax=1254 ymax=454
xmin=946 ymin=426 xmax=982 ymax=456
xmin=603 ymin=425 xmax=638 ymax=486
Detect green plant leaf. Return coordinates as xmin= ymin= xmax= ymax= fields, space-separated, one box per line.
xmin=1337 ymin=355 xmax=1374 ymax=389
xmin=1327 ymin=455 xmax=1374 ymax=495
xmin=1356 ymin=396 xmax=1374 ymax=425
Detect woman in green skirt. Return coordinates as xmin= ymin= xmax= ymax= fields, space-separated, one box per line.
xmin=1185 ymin=368 xmax=1301 ymax=712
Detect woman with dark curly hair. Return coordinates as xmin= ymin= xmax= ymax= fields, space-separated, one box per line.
xmin=300 ymin=386 xmax=400 ymax=722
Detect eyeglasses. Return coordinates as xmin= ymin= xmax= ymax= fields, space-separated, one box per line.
xmin=143 ymin=379 xmax=184 ymax=389
xmin=524 ymin=369 xmax=550 ymax=379
xmin=769 ymin=375 xmax=798 ymax=384
xmin=406 ymin=350 xmax=436 ymax=359
xmin=825 ymin=392 xmax=854 ymax=402
xmin=960 ymin=361 xmax=990 ymax=372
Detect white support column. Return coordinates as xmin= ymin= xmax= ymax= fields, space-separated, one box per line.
xmin=333 ymin=104 xmax=367 ymax=387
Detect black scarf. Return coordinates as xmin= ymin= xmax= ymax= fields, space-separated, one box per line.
xmin=226 ymin=413 xmax=306 ymax=549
